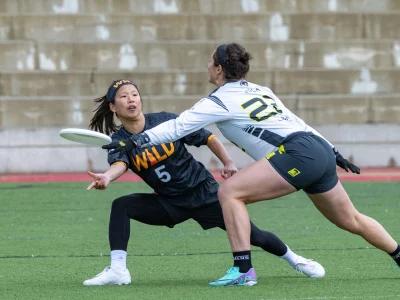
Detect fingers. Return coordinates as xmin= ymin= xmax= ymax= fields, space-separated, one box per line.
xmin=336 ymin=154 xmax=361 ymax=174
xmin=221 ymin=169 xmax=227 ymax=179
xmin=221 ymin=170 xmax=235 ymax=179
xmin=338 ymin=160 xmax=349 ymax=172
xmin=87 ymin=171 xmax=106 ymax=190
xmin=87 ymin=181 xmax=96 ymax=190
xmin=349 ymin=164 xmax=361 ymax=174
xmin=87 ymin=171 xmax=98 ymax=190
xmin=102 ymin=142 xmax=117 ymax=150
xmin=87 ymin=180 xmax=107 ymax=190
xmin=338 ymin=161 xmax=360 ymax=174
xmin=96 ymin=184 xmax=106 ymax=190
xmin=88 ymin=171 xmax=101 ymax=181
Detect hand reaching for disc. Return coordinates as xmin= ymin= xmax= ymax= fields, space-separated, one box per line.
xmin=87 ymin=171 xmax=111 ymax=190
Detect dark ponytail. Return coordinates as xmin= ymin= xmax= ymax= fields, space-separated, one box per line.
xmin=213 ymin=43 xmax=253 ymax=80
xmin=89 ymin=95 xmax=119 ymax=136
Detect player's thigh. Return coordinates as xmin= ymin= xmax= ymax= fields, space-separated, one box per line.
xmin=307 ymin=181 xmax=359 ymax=228
xmin=218 ymin=158 xmax=297 ymax=204
xmin=120 ymin=193 xmax=189 ymax=227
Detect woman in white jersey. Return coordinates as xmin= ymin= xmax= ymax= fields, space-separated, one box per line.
xmin=103 ymin=43 xmax=400 ymax=287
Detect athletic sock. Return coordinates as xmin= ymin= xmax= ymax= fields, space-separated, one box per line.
xmin=110 ymin=250 xmax=127 ymax=270
xmin=279 ymin=245 xmax=299 ymax=267
xmin=233 ymin=250 xmax=252 ymax=273
xmin=389 ymin=244 xmax=400 ymax=266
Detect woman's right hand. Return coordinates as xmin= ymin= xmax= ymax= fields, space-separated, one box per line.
xmin=87 ymin=171 xmax=111 ymax=190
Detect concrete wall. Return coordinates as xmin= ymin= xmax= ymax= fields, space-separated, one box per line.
xmin=1 ymin=0 xmax=400 ymax=172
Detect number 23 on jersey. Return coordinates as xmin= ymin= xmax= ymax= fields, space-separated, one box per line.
xmin=241 ymin=95 xmax=282 ymax=122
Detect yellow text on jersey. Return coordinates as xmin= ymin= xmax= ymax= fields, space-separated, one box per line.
xmin=131 ymin=142 xmax=175 ymax=171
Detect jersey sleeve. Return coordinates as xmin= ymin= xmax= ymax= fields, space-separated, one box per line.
xmin=143 ymin=97 xmax=231 ymax=147
xmin=159 ymin=111 xmax=213 ymax=147
xmin=181 ymin=128 xmax=214 ymax=147
xmin=107 ymin=132 xmax=130 ymax=169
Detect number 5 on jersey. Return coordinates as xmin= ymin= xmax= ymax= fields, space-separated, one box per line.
xmin=155 ymin=165 xmax=171 ymax=182
xmin=241 ymin=95 xmax=282 ymax=122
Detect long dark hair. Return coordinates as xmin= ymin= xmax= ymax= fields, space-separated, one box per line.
xmin=89 ymin=79 xmax=139 ymax=135
xmin=89 ymin=95 xmax=118 ymax=136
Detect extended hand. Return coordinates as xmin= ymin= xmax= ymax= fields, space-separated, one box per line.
xmin=87 ymin=171 xmax=111 ymax=190
xmin=102 ymin=133 xmax=150 ymax=158
xmin=334 ymin=148 xmax=360 ymax=174
xmin=221 ymin=161 xmax=238 ymax=179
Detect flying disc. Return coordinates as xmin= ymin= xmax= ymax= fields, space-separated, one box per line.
xmin=59 ymin=128 xmax=112 ymax=146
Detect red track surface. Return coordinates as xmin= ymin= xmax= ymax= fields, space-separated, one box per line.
xmin=0 ymin=168 xmax=400 ymax=183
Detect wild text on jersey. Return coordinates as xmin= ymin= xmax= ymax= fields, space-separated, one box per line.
xmin=131 ymin=142 xmax=175 ymax=171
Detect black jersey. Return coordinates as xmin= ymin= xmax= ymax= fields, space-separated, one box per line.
xmin=108 ymin=112 xmax=219 ymax=208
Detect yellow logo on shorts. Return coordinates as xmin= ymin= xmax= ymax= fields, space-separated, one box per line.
xmin=119 ymin=141 xmax=126 ymax=146
xmin=288 ymin=168 xmax=301 ymax=177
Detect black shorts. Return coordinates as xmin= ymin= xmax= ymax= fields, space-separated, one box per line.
xmin=160 ymin=197 xmax=225 ymax=230
xmin=124 ymin=188 xmax=223 ymax=230
xmin=267 ymin=132 xmax=338 ymax=194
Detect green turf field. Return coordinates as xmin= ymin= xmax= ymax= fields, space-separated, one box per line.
xmin=0 ymin=181 xmax=399 ymax=300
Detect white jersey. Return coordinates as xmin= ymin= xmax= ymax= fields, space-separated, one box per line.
xmin=144 ymin=80 xmax=333 ymax=161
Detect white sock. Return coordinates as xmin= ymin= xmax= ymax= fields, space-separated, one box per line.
xmin=279 ymin=245 xmax=299 ymax=267
xmin=110 ymin=250 xmax=127 ymax=270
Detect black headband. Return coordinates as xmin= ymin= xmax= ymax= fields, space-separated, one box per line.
xmin=215 ymin=44 xmax=231 ymax=73
xmin=106 ymin=79 xmax=138 ymax=103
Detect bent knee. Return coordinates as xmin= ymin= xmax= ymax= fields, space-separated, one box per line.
xmin=111 ymin=195 xmax=132 ymax=210
xmin=217 ymin=185 xmax=230 ymax=203
xmin=218 ymin=182 xmax=241 ymax=203
xmin=218 ymin=183 xmax=248 ymax=204
xmin=333 ymin=212 xmax=363 ymax=234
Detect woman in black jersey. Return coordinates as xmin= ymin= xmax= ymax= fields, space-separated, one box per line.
xmin=82 ymin=79 xmax=324 ymax=286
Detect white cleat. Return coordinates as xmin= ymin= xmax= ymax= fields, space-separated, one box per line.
xmin=293 ymin=257 xmax=325 ymax=278
xmin=83 ymin=266 xmax=131 ymax=286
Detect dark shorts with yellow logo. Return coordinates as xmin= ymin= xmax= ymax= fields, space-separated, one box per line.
xmin=267 ymin=132 xmax=338 ymax=194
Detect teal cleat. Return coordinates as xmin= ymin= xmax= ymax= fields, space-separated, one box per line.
xmin=209 ymin=267 xmax=257 ymax=287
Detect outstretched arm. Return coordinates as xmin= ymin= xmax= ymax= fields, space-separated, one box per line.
xmin=87 ymin=162 xmax=127 ymax=190
xmin=103 ymin=97 xmax=231 ymax=155
xmin=207 ymin=136 xmax=237 ymax=179
xmin=143 ymin=98 xmax=231 ymax=147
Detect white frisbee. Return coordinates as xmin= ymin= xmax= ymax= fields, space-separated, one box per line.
xmin=59 ymin=128 xmax=112 ymax=146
